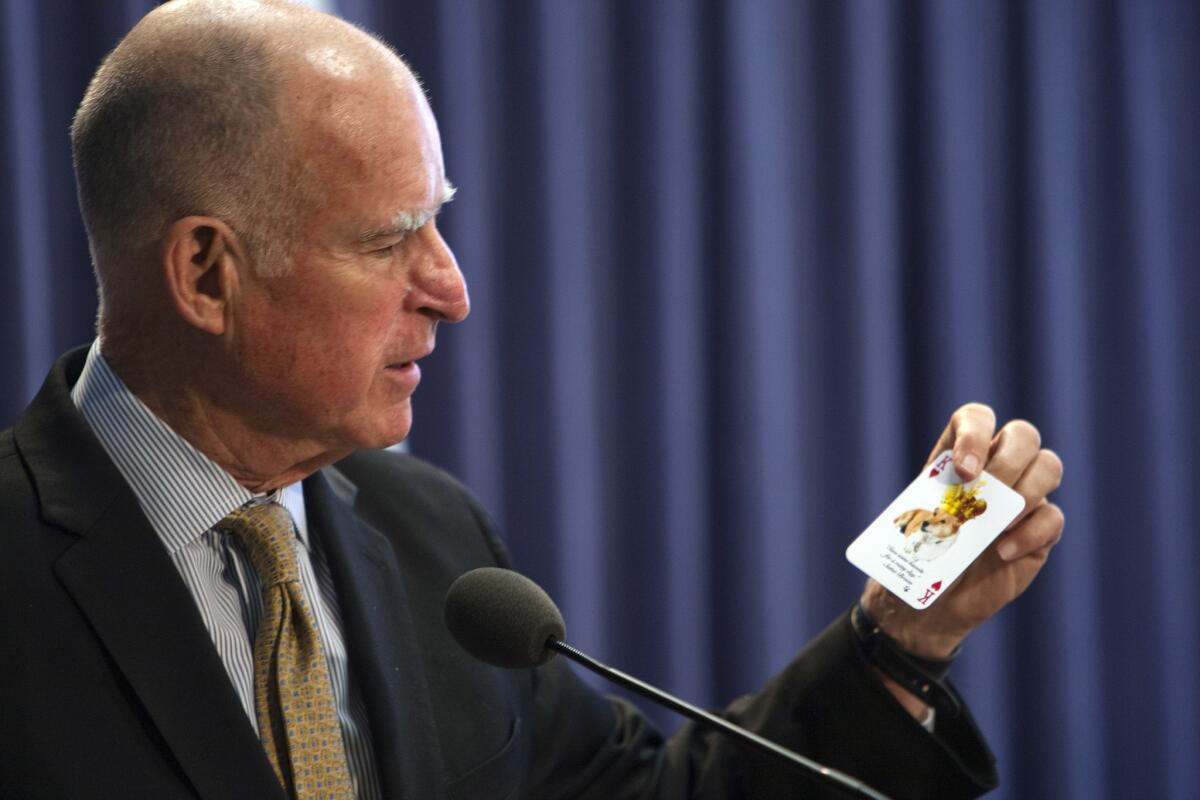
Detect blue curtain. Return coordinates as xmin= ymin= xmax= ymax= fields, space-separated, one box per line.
xmin=3 ymin=2 xmax=1197 ymax=797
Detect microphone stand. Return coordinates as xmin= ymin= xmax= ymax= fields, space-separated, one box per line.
xmin=548 ymin=638 xmax=893 ymax=800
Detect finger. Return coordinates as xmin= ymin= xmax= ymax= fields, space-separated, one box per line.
xmin=995 ymin=501 xmax=1064 ymax=562
xmin=985 ymin=419 xmax=1042 ymax=485
xmin=1009 ymin=449 xmax=1064 ymax=526
xmin=926 ymin=403 xmax=996 ymax=482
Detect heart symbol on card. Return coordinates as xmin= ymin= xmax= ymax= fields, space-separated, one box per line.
xmin=931 ymin=581 xmax=942 ymax=591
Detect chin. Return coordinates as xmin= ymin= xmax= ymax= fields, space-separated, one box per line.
xmin=327 ymin=396 xmax=414 ymax=453
xmin=360 ymin=407 xmax=413 ymax=451
xmin=377 ymin=430 xmax=411 ymax=450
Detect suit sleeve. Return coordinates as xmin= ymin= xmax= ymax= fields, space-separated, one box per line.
xmin=519 ymin=607 xmax=997 ymax=800
xmin=686 ymin=610 xmax=998 ymax=799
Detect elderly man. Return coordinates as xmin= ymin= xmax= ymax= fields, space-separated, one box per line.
xmin=0 ymin=1 xmax=1063 ymax=798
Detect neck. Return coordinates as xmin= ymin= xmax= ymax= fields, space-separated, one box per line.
xmin=101 ymin=340 xmax=349 ymax=492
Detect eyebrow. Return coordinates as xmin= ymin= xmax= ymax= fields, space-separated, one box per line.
xmin=357 ymin=180 xmax=457 ymax=244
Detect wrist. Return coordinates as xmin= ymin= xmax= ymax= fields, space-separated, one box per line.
xmin=851 ymin=601 xmax=964 ymax=718
xmin=859 ymin=581 xmax=965 ymax=659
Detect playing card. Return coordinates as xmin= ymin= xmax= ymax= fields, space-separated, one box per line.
xmin=845 ymin=450 xmax=1026 ymax=610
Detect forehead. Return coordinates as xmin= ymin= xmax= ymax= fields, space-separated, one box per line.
xmin=301 ymin=31 xmax=408 ymax=83
xmin=289 ymin=54 xmax=435 ymax=164
xmin=281 ymin=50 xmax=445 ymax=228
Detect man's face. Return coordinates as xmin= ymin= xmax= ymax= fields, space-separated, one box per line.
xmin=226 ymin=63 xmax=469 ymax=454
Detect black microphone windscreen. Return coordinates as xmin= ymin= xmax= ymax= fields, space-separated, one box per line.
xmin=444 ymin=567 xmax=566 ymax=668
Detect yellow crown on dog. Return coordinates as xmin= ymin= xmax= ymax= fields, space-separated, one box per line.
xmin=940 ymin=483 xmax=988 ymax=522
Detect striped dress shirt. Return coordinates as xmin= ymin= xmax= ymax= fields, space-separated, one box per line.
xmin=71 ymin=340 xmax=383 ymax=799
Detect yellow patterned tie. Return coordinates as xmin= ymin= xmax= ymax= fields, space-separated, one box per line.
xmin=219 ymin=502 xmax=354 ymax=799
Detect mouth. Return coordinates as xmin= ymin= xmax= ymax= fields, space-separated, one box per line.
xmin=385 ymin=354 xmax=427 ymax=388
xmin=387 ymin=346 xmax=433 ymax=371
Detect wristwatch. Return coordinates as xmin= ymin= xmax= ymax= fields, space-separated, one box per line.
xmin=850 ymin=602 xmax=963 ymax=718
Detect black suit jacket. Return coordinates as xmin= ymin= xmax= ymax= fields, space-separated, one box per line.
xmin=0 ymin=349 xmax=998 ymax=799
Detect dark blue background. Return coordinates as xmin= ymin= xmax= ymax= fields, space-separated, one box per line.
xmin=3 ymin=2 xmax=1197 ymax=797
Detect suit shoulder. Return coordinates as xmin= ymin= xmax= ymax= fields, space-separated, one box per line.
xmin=327 ymin=449 xmax=511 ymax=566
xmin=0 ymin=427 xmax=47 ymax=552
xmin=334 ymin=448 xmax=478 ymax=507
xmin=0 ymin=427 xmax=30 ymax=507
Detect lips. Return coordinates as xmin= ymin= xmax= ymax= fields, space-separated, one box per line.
xmin=387 ymin=346 xmax=432 ymax=370
xmin=384 ymin=361 xmax=422 ymax=394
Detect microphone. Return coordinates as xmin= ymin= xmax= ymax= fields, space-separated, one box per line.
xmin=444 ymin=567 xmax=892 ymax=800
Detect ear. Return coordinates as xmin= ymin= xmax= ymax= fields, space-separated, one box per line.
xmin=161 ymin=217 xmax=246 ymax=335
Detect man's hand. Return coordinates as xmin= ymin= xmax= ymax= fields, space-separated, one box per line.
xmin=860 ymin=403 xmax=1064 ymax=659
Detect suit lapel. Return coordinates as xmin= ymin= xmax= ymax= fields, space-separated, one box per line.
xmin=52 ymin=496 xmax=286 ymax=799
xmin=16 ymin=350 xmax=284 ymax=799
xmin=305 ymin=468 xmax=447 ymax=800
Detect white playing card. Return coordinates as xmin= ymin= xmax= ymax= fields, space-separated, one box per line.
xmin=845 ymin=450 xmax=1026 ymax=610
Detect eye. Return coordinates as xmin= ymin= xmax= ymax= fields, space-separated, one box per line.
xmin=370 ymin=237 xmax=406 ymax=257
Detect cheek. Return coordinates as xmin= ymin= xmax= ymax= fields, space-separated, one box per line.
xmin=297 ymin=304 xmax=406 ymax=398
xmin=289 ymin=315 xmax=391 ymax=387
xmin=235 ymin=272 xmax=407 ymax=410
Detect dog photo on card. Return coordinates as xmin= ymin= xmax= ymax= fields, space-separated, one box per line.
xmin=846 ymin=450 xmax=1026 ymax=610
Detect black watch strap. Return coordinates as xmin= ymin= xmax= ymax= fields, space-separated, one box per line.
xmin=850 ymin=602 xmax=963 ymax=718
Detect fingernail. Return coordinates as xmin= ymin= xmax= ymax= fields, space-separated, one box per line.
xmin=997 ymin=539 xmax=1018 ymax=561
xmin=961 ymin=454 xmax=980 ymax=476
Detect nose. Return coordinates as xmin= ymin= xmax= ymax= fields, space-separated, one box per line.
xmin=408 ymin=222 xmax=470 ymax=323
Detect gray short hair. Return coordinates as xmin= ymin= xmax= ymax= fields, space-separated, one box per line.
xmin=71 ymin=21 xmax=301 ymax=313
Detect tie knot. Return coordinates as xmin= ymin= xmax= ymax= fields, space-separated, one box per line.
xmin=219 ymin=502 xmax=299 ymax=586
